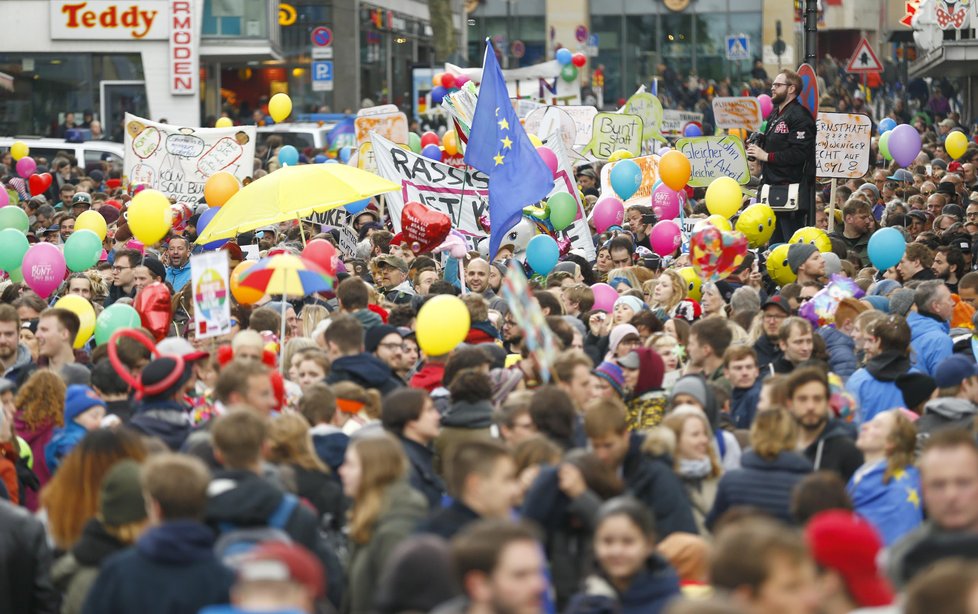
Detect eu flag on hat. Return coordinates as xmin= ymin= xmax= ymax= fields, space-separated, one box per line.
xmin=464 ymin=39 xmax=554 ymax=259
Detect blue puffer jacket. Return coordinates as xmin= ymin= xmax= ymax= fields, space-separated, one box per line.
xmin=818 ymin=326 xmax=858 ymax=379
xmin=908 ymin=311 xmax=953 ymax=376
xmin=706 ymin=450 xmax=812 ymax=528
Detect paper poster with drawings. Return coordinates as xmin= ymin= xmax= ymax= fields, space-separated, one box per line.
xmin=123 ymin=113 xmax=256 ymax=203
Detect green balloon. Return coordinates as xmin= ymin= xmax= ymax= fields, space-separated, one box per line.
xmin=0 ymin=229 xmax=28 ymax=272
xmin=0 ymin=207 xmax=29 ymax=233
xmin=879 ymin=130 xmax=892 ymax=161
xmin=759 ymin=120 xmax=768 ymax=132
xmin=408 ymin=132 xmax=422 ymax=154
xmin=64 ymin=229 xmax=103 ymax=272
xmin=548 ymin=192 xmax=578 ymax=231
xmin=95 ymin=304 xmax=142 ymax=346
xmin=561 ymin=64 xmax=579 ymax=83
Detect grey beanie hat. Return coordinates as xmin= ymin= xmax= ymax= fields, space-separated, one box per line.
xmin=100 ymin=460 xmax=148 ymax=526
xmin=787 ymin=243 xmax=818 ymax=274
xmin=889 ymin=288 xmax=916 ymax=317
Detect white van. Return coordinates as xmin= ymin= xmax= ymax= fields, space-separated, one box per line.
xmin=256 ymin=122 xmax=337 ymax=151
xmin=0 ymin=137 xmax=124 ymax=175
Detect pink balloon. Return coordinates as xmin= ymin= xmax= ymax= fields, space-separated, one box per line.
xmin=0 ymin=189 xmax=7 ymax=207
xmin=593 ymin=197 xmax=625 ymax=234
xmin=649 ymin=220 xmax=682 ymax=257
xmin=758 ymin=94 xmax=773 ymax=118
xmin=591 ymin=282 xmax=619 ymax=312
xmin=16 ymin=157 xmax=36 ymax=179
xmin=651 ymin=184 xmax=682 ymax=220
xmin=455 ymin=75 xmax=471 ymax=87
xmin=536 ymin=146 xmax=558 ymax=176
xmin=21 ymin=242 xmax=66 ymax=298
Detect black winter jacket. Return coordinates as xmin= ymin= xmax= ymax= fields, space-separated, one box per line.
xmin=0 ymin=500 xmax=59 ymax=613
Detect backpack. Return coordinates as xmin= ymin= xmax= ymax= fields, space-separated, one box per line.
xmin=213 ymin=493 xmax=299 ymax=565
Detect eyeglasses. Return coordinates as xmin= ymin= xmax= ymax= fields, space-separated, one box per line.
xmin=111 ymin=265 xmax=130 ymax=272
xmin=771 ymin=82 xmax=788 ymax=89
xmin=763 ymin=313 xmax=787 ymax=321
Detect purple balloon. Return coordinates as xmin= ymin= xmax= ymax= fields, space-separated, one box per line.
xmin=651 ymin=184 xmax=682 ymax=220
xmin=421 ymin=144 xmax=443 ymax=161
xmin=15 ymin=157 xmax=36 ymax=179
xmin=22 ymin=242 xmax=66 ymax=298
xmin=888 ymin=124 xmax=922 ymax=168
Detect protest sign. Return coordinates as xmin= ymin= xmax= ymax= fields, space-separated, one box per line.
xmin=712 ymin=97 xmax=763 ymax=131
xmin=355 ymin=106 xmax=408 ymax=146
xmin=662 ymin=110 xmax=705 ymax=137
xmin=675 ymin=135 xmax=750 ymax=186
xmin=525 ymin=105 xmax=598 ymax=150
xmin=599 ymin=155 xmax=661 ymax=207
xmin=123 ymin=113 xmax=256 ymax=202
xmin=623 ymin=92 xmax=666 ymax=142
xmin=357 ymin=141 xmax=377 ymax=173
xmin=815 ymin=112 xmax=872 ymax=178
xmin=581 ymin=113 xmax=644 ymax=160
xmin=446 ymin=60 xmax=581 ymax=105
xmin=191 ymin=251 xmax=231 ymax=339
xmin=500 ymin=265 xmax=558 ymax=383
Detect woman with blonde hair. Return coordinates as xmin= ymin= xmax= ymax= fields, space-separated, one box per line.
xmin=332 ymin=381 xmax=382 ymax=435
xmin=662 ymin=408 xmax=723 ymax=532
xmin=14 ymin=370 xmax=66 ymax=510
xmin=649 ymin=269 xmax=693 ymax=321
xmin=706 ymin=409 xmax=812 ymax=528
xmin=300 ymin=304 xmax=330 ymax=337
xmin=339 ymin=433 xmax=428 ymax=614
xmin=847 ymin=409 xmax=922 ymax=545
xmin=606 ymin=267 xmax=643 ymax=295
xmin=266 ymin=413 xmax=344 ymax=523
xmin=648 ymin=332 xmax=684 ymax=390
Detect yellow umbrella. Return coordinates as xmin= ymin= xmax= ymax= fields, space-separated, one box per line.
xmin=194 ymin=164 xmax=399 ymax=244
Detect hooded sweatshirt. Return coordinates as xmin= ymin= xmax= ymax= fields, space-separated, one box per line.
xmin=917 ymin=397 xmax=978 ymax=442
xmin=802 ymin=419 xmax=864 ymax=481
xmin=327 ymin=352 xmax=403 ymax=395
xmin=846 ymin=352 xmax=912 ymax=424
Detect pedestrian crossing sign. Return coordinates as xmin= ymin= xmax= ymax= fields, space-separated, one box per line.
xmin=726 ymin=35 xmax=751 ymax=61
xmin=846 ymin=38 xmax=883 ymax=74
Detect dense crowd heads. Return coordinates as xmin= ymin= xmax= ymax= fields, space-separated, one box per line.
xmin=5 ymin=67 xmax=978 ymax=614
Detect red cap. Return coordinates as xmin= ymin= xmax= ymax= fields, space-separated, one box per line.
xmin=804 ymin=511 xmax=894 ymax=607
xmin=237 ymin=542 xmax=325 ymax=599
xmin=948 ymin=161 xmax=963 ymax=173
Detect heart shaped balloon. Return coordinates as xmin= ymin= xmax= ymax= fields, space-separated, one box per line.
xmin=401 ymin=201 xmax=451 ymax=254
xmin=689 ymin=225 xmax=748 ymax=281
xmin=29 ymin=173 xmax=52 ymax=197
xmin=133 ymin=282 xmax=173 ymax=341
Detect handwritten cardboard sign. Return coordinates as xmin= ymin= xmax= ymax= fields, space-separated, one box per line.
xmin=623 ymin=92 xmax=666 ymax=142
xmin=712 ymin=97 xmax=763 ymax=131
xmin=582 ymin=113 xmax=644 ymax=160
xmin=599 ymin=155 xmax=661 ymax=206
xmin=816 ymin=112 xmax=872 ymax=179
xmin=661 ymin=110 xmax=705 ymax=137
xmin=675 ymin=135 xmax=750 ymax=187
xmin=355 ymin=109 xmax=408 ymax=146
xmin=525 ymin=105 xmax=599 ymax=150
xmin=123 ymin=113 xmax=256 ymax=202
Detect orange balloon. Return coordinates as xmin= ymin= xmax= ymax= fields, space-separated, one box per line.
xmin=204 ymin=172 xmax=240 ymax=208
xmin=659 ymin=150 xmax=691 ymax=191
xmin=230 ymin=261 xmax=263 ymax=305
xmin=443 ymin=130 xmax=459 ymax=156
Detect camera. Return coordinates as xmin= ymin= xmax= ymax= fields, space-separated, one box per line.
xmin=746 ymin=131 xmax=764 ymax=162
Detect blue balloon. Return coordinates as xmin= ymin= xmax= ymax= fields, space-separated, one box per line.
xmin=278 ymin=145 xmax=299 ymax=166
xmin=683 ymin=123 xmax=703 ymax=137
xmin=555 ymin=48 xmax=573 ymax=66
xmin=867 ymin=227 xmax=906 ymax=271
xmin=324 ymin=159 xmax=338 ymax=164
xmin=339 ymin=146 xmax=354 ymax=164
xmin=314 ymin=154 xmax=328 ymax=163
xmin=421 ymin=144 xmax=443 ymax=161
xmin=344 ymin=198 xmax=370 ymax=214
xmin=651 ymin=179 xmax=663 ymax=195
xmin=526 ymin=235 xmax=559 ymax=275
xmin=196 ymin=207 xmax=229 ymax=250
xmin=430 ymin=85 xmax=448 ymax=105
xmin=879 ymin=117 xmax=897 ymax=133
xmin=609 ymin=159 xmax=643 ymax=200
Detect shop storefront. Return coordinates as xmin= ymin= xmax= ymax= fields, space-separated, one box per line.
xmin=359 ymin=5 xmax=436 ymax=113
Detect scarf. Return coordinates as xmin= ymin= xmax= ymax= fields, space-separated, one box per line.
xmin=677 ymin=457 xmax=713 ymax=479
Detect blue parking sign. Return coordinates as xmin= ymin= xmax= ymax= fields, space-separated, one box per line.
xmin=312 ymin=60 xmax=333 ymax=92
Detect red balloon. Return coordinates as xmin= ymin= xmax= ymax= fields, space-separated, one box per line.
xmin=572 ymin=53 xmax=587 ymax=68
xmin=29 ymin=173 xmax=52 ymax=196
xmin=420 ymin=131 xmax=440 ymax=148
xmin=401 ymin=201 xmax=451 ymax=254
xmin=441 ymin=73 xmax=456 ymax=89
xmin=301 ymin=239 xmax=337 ymax=276
xmin=133 ymin=282 xmax=172 ymax=342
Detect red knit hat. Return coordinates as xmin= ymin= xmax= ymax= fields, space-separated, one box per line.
xmin=804 ymin=510 xmax=894 ymax=607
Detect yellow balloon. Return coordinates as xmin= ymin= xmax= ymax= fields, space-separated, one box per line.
xmin=677 ymin=267 xmax=703 ymax=302
xmin=705 ymin=177 xmax=743 ymax=219
xmin=54 ymin=294 xmax=95 ymax=349
xmin=215 ymin=117 xmax=233 ymax=128
xmin=10 ymin=141 xmax=29 ymax=161
xmin=946 ymin=130 xmax=968 ymax=160
xmin=766 ymin=243 xmax=797 ymax=287
xmin=127 ymin=189 xmax=173 ymax=245
xmin=790 ymin=226 xmax=832 ymax=253
xmin=528 ymin=134 xmax=543 ymax=148
xmin=75 ymin=210 xmax=107 ymax=241
xmin=268 ymin=93 xmax=293 ymax=123
xmin=416 ymin=295 xmax=470 ymax=357
xmin=443 ymin=130 xmax=459 ymax=156
xmin=608 ymin=149 xmax=634 ymax=162
xmin=735 ymin=203 xmax=776 ymax=248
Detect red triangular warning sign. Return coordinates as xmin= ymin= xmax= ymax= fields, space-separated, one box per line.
xmin=846 ymin=38 xmax=883 ymax=74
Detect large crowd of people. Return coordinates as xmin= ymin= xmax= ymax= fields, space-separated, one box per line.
xmin=3 ymin=63 xmax=978 ymax=614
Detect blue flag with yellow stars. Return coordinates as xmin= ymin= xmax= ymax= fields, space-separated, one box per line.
xmin=847 ymin=461 xmax=923 ymax=546
xmin=464 ymin=40 xmax=554 ymax=260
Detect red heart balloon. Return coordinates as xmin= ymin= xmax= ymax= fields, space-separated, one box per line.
xmin=29 ymin=173 xmax=52 ymax=197
xmin=133 ymin=282 xmax=173 ymax=341
xmin=401 ymin=201 xmax=451 ymax=254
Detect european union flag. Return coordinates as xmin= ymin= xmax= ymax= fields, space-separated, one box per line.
xmin=848 ymin=462 xmax=923 ymax=546
xmin=464 ymin=40 xmax=554 ymax=259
